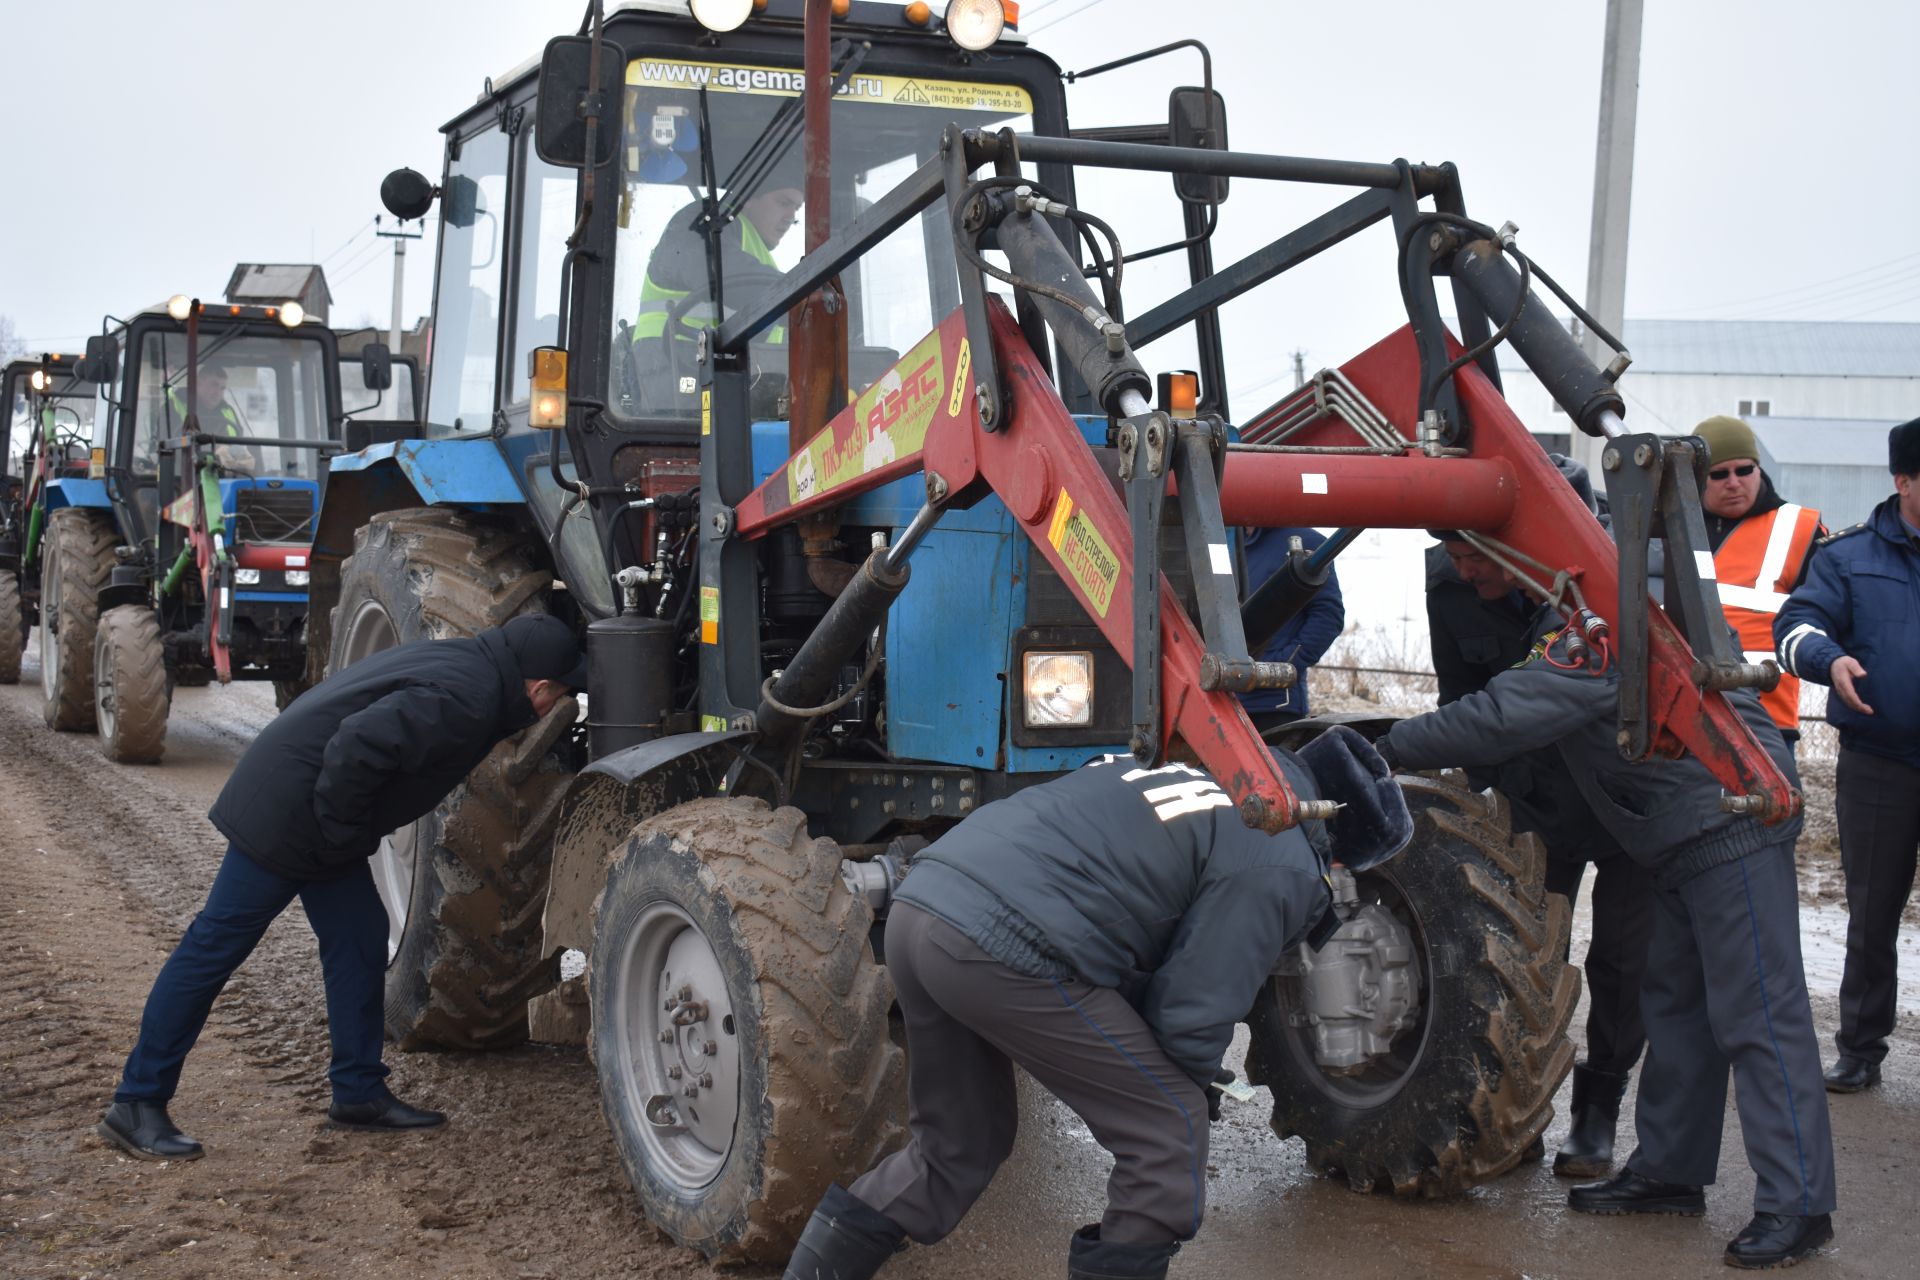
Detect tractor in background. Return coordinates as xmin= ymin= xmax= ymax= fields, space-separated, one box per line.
xmin=1 ymin=351 xmax=93 ymax=683
xmin=313 ymin=0 xmax=1798 ymax=1261
xmin=50 ymin=296 xmax=391 ymax=760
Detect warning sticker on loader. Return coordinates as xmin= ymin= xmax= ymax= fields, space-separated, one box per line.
xmin=699 ymin=586 xmax=720 ymax=645
xmin=1045 ymin=490 xmax=1119 ymax=618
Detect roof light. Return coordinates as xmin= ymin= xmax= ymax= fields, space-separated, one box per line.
xmin=904 ymin=1 xmax=932 ymax=24
xmin=945 ymin=0 xmax=1006 ymax=50
xmin=167 ymin=294 xmax=192 ymax=321
xmin=689 ymin=0 xmax=752 ymax=32
xmin=30 ymin=369 xmax=51 ymax=392
xmin=279 ymin=300 xmax=305 ymax=328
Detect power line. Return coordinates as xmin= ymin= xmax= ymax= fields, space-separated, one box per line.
xmin=1029 ymin=0 xmax=1110 ymax=36
xmin=1641 ymin=249 xmax=1920 ymax=320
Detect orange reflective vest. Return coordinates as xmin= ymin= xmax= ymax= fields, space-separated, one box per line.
xmin=1715 ymin=502 xmax=1823 ymax=731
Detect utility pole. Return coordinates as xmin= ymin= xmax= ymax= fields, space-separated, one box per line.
xmin=1578 ymin=0 xmax=1643 ymax=479
xmin=375 ymin=215 xmax=424 ymax=350
xmin=1291 ymin=349 xmax=1307 ymax=391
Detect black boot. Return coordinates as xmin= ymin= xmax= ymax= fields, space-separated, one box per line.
xmin=1067 ymin=1224 xmax=1179 ymax=1280
xmin=1724 ymin=1212 xmax=1834 ymax=1269
xmin=97 ymin=1101 xmax=204 ymax=1161
xmin=783 ymin=1184 xmax=907 ymax=1280
xmin=1567 ymin=1169 xmax=1705 ymax=1217
xmin=326 ymin=1087 xmax=446 ymax=1131
xmin=1554 ymin=1064 xmax=1629 ymax=1179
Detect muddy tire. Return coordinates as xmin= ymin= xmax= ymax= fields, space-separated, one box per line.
xmin=94 ymin=605 xmax=169 ymax=763
xmin=326 ymin=508 xmax=567 ymax=1050
xmin=39 ymin=507 xmax=117 ymax=730
xmin=0 ymin=568 xmax=23 ymax=683
xmin=592 ymin=797 xmax=906 ymax=1263
xmin=1247 ymin=772 xmax=1579 ymax=1196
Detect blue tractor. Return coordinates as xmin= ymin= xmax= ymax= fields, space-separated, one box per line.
xmin=315 ymin=0 xmax=1800 ymax=1263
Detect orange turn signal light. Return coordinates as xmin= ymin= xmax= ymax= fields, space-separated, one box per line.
xmin=1160 ymin=370 xmax=1199 ymax=417
xmin=529 ymin=347 xmax=569 ymax=429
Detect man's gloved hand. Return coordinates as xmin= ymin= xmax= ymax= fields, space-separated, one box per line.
xmin=1205 ymin=1068 xmax=1236 ymax=1123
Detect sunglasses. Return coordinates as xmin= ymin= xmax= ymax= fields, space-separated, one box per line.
xmin=1707 ymin=463 xmax=1757 ymax=482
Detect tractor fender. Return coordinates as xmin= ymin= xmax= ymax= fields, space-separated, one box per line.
xmin=542 ymin=731 xmax=752 ymax=953
xmin=44 ymin=477 xmax=113 ymax=510
xmin=305 ymin=440 xmax=531 ymax=686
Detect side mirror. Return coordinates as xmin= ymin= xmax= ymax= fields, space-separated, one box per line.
xmin=442 ymin=173 xmax=481 ymax=230
xmin=1168 ymin=86 xmax=1229 ymax=206
xmin=78 ymin=334 xmax=118 ymax=386
xmin=360 ymin=343 xmax=394 ymax=391
xmin=380 ymin=168 xmax=438 ymax=221
xmin=534 ymin=35 xmax=623 ymax=169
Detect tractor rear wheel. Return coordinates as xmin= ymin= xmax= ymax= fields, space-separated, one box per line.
xmin=592 ymin=797 xmax=906 ymax=1263
xmin=0 ymin=569 xmax=23 ymax=683
xmin=94 ymin=605 xmax=170 ymax=763
xmin=39 ymin=508 xmax=117 ymax=730
xmin=326 ymin=508 xmax=567 ymax=1050
xmin=1247 ymin=772 xmax=1579 ymax=1196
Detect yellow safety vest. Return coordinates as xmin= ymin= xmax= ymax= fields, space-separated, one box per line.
xmin=167 ymin=387 xmax=240 ymax=436
xmin=633 ymin=216 xmax=785 ymax=345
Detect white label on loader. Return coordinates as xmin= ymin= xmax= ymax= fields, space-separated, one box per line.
xmin=1302 ymin=473 xmax=1328 ymax=494
xmin=1209 ymin=543 xmax=1232 ymax=575
xmin=1694 ymin=550 xmax=1717 ymax=581
xmin=286 ymin=553 xmax=307 ymax=567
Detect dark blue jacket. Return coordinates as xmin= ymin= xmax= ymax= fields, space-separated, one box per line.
xmin=1775 ymin=494 xmax=1920 ymax=770
xmin=1238 ymin=527 xmax=1345 ymax=717
xmin=896 ymin=755 xmax=1331 ymax=1086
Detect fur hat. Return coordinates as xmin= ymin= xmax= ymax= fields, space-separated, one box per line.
xmin=1890 ymin=417 xmax=1920 ymax=476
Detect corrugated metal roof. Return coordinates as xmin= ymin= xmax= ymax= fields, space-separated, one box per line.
xmin=1494 ymin=318 xmax=1920 ymax=378
xmin=225 ymin=263 xmax=333 ymax=305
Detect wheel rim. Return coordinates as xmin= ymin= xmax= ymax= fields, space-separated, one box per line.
xmin=39 ymin=546 xmax=58 ymax=701
xmin=95 ymin=634 xmax=117 ymax=742
xmin=338 ymin=597 xmax=415 ymax=961
xmin=610 ymin=900 xmax=741 ymax=1188
xmin=1272 ymin=867 xmax=1435 ymax=1109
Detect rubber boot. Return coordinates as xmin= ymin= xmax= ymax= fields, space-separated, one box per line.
xmin=1553 ymin=1064 xmax=1628 ymax=1179
xmin=783 ymin=1184 xmax=907 ymax=1280
xmin=1067 ymin=1224 xmax=1178 ymax=1280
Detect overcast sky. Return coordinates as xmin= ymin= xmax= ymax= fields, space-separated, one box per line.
xmin=5 ymin=0 xmax=1916 ymax=415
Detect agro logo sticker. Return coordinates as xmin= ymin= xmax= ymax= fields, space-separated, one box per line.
xmin=699 ymin=586 xmax=720 ymax=645
xmin=1045 ymin=489 xmax=1119 ymax=618
xmin=786 ymin=328 xmax=944 ymax=504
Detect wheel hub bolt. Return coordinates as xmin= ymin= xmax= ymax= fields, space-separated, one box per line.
xmin=666 ymin=1066 xmax=681 ymax=1080
xmin=684 ymin=1084 xmax=700 ymax=1098
xmin=678 ymin=984 xmax=693 ymax=1002
xmin=698 ymin=1073 xmax=713 ymax=1089
xmin=659 ymin=1029 xmax=674 ymax=1043
xmin=703 ymin=1040 xmax=718 ymax=1056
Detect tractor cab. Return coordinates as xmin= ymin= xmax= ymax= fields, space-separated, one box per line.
xmin=0 ymin=353 xmax=94 ymax=679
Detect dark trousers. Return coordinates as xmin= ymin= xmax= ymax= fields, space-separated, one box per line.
xmin=1627 ymin=840 xmax=1835 ymax=1216
xmin=850 ymin=903 xmax=1208 ymax=1248
xmin=116 ymin=844 xmax=389 ymax=1106
xmin=1545 ymin=851 xmax=1653 ymax=1076
xmin=1834 ymin=746 xmax=1920 ymax=1065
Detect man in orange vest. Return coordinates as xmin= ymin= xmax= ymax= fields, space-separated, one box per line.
xmin=1694 ymin=416 xmax=1825 ymax=741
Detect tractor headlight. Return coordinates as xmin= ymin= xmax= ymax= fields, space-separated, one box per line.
xmin=689 ymin=0 xmax=752 ymax=32
xmin=234 ymin=568 xmax=261 ymax=586
xmin=29 ymin=369 xmax=50 ymax=392
xmin=1023 ymin=650 xmax=1093 ymax=727
xmin=166 ymin=294 xmax=193 ymax=321
xmin=945 ymin=0 xmax=1006 ymax=51
xmin=279 ymin=300 xmax=305 ymax=328
xmin=285 ymin=569 xmax=310 ymax=587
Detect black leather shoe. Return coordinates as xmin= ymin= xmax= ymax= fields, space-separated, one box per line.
xmin=1724 ymin=1212 xmax=1833 ymax=1269
xmin=96 ymin=1101 xmax=204 ymax=1161
xmin=1568 ymin=1170 xmax=1705 ymax=1216
xmin=1822 ymin=1057 xmax=1880 ymax=1093
xmin=326 ymin=1088 xmax=446 ymax=1131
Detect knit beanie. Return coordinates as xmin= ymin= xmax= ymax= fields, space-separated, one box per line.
xmin=1890 ymin=417 xmax=1920 ymax=476
xmin=499 ymin=614 xmax=589 ymax=691
xmin=1693 ymin=415 xmax=1760 ymax=467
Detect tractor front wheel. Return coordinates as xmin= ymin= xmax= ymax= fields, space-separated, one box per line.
xmin=0 ymin=568 xmax=23 ymax=683
xmin=39 ymin=507 xmax=117 ymax=730
xmin=1247 ymin=772 xmax=1579 ymax=1196
xmin=592 ymin=797 xmax=906 ymax=1263
xmin=94 ymin=605 xmax=170 ymax=763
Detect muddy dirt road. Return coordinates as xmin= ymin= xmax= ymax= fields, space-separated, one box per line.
xmin=3 ymin=640 xmax=1916 ymax=1280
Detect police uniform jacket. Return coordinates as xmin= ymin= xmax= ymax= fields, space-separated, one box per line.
xmin=210 ymin=629 xmax=539 ymax=880
xmin=1384 ymin=617 xmax=1800 ymax=887
xmin=896 ymin=754 xmax=1333 ymax=1087
xmin=1775 ymin=494 xmax=1920 ymax=771
xmin=1239 ymin=526 xmax=1345 ymax=718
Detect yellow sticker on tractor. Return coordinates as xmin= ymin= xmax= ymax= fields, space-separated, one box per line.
xmin=787 ymin=327 xmax=944 ymax=504
xmin=947 ymin=338 xmax=972 ymax=419
xmin=699 ymin=586 xmax=720 ymax=645
xmin=701 ymin=387 xmax=711 ymax=436
xmin=1045 ymin=490 xmax=1119 ymax=618
xmin=627 ymin=58 xmax=1034 ymax=115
